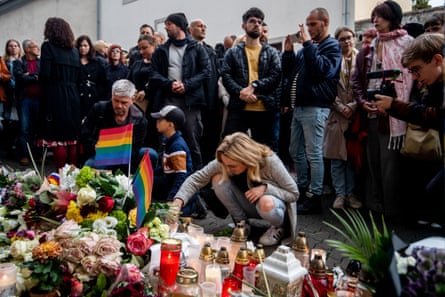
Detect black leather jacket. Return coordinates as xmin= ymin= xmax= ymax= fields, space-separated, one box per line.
xmin=221 ymin=42 xmax=281 ymax=111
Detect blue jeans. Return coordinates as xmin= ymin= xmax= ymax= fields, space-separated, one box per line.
xmin=85 ymin=147 xmax=158 ymax=171
xmin=289 ymin=106 xmax=329 ymax=195
xmin=19 ymin=98 xmax=40 ymax=157
xmin=330 ymin=159 xmax=355 ymax=197
xmin=213 ymin=179 xmax=286 ymax=227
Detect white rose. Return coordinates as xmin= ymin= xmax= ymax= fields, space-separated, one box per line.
xmin=115 ymin=175 xmax=131 ymax=191
xmin=77 ymin=186 xmax=97 ymax=207
xmin=10 ymin=241 xmax=28 ymax=259
xmin=0 ymin=207 xmax=7 ymax=216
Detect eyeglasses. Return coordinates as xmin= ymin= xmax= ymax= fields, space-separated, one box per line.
xmin=247 ymin=18 xmax=263 ymax=25
xmin=407 ymin=60 xmax=431 ymax=76
xmin=338 ymin=36 xmax=353 ymax=43
xmin=111 ymin=49 xmax=121 ymax=54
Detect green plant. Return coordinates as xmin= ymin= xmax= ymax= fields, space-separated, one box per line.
xmin=323 ymin=209 xmax=393 ymax=283
xmin=21 ymin=241 xmax=65 ymax=293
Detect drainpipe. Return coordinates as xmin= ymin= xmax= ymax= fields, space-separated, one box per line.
xmin=96 ymin=0 xmax=101 ymax=40
xmin=344 ymin=0 xmax=350 ymax=26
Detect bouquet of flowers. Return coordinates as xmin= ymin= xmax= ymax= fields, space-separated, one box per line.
xmin=20 ymin=240 xmax=67 ymax=294
xmin=400 ymin=247 xmax=445 ymax=296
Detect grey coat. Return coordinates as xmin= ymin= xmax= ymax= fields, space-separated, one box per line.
xmin=175 ymin=154 xmax=299 ymax=241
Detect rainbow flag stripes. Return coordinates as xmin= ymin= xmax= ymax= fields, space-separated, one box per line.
xmin=94 ymin=124 xmax=133 ymax=167
xmin=132 ymin=150 xmax=154 ymax=228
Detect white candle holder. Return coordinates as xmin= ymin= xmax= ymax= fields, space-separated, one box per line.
xmin=0 ymin=263 xmax=16 ymax=297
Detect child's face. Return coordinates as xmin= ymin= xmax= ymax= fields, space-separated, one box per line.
xmin=156 ymin=118 xmax=172 ymax=134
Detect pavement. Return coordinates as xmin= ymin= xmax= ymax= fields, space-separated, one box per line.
xmin=0 ymin=143 xmax=443 ymax=269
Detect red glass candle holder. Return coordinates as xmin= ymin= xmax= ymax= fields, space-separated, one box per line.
xmin=159 ymin=238 xmax=182 ymax=290
xmin=221 ymin=276 xmax=239 ymax=297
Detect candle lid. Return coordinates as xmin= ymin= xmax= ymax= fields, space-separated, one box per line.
xmin=231 ymin=221 xmax=248 ymax=242
xmin=292 ymin=231 xmax=309 ymax=253
xmin=253 ymin=244 xmax=266 ymax=263
xmin=199 ymin=242 xmax=215 ymax=262
xmin=309 ymin=254 xmax=326 ymax=278
xmin=176 ymin=267 xmax=198 ymax=285
xmin=235 ymin=247 xmax=250 ymax=265
xmin=216 ymin=246 xmax=230 ymax=264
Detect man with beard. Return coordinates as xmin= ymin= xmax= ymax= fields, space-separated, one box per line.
xmin=150 ymin=12 xmax=210 ymax=171
xmin=281 ymin=7 xmax=341 ymax=214
xmin=221 ymin=7 xmax=281 ymax=148
xmin=80 ymin=79 xmax=152 ymax=173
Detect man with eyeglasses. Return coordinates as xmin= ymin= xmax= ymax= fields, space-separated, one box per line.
xmin=281 ymin=7 xmax=341 ymax=214
xmin=150 ymin=12 xmax=210 ymax=171
xmin=374 ymin=33 xmax=444 ymax=229
xmin=220 ymin=7 xmax=281 ymax=151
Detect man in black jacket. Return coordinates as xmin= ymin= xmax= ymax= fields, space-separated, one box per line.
xmin=80 ymin=79 xmax=154 ymax=173
xmin=150 ymin=12 xmax=210 ymax=171
xmin=220 ymin=7 xmax=281 ymax=149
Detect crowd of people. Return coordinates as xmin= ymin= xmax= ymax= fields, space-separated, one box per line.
xmin=0 ymin=1 xmax=443 ymax=245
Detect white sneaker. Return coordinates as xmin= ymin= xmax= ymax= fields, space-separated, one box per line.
xmin=333 ymin=196 xmax=345 ymax=209
xmin=259 ymin=226 xmax=284 ymax=246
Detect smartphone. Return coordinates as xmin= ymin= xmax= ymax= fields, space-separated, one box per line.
xmin=289 ymin=31 xmax=302 ymax=43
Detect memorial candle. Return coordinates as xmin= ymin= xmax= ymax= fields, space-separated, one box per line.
xmin=159 ymin=238 xmax=182 ymax=291
xmin=0 ymin=263 xmax=16 ymax=297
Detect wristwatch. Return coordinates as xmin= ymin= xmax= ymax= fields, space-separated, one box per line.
xmin=251 ymin=81 xmax=259 ymax=90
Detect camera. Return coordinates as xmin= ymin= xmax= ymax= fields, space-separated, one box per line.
xmin=366 ymin=69 xmax=400 ymax=101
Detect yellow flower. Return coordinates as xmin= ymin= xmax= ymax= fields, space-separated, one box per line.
xmin=86 ymin=211 xmax=107 ymax=221
xmin=128 ymin=208 xmax=137 ymax=227
xmin=32 ymin=241 xmax=62 ymax=261
xmin=66 ymin=200 xmax=83 ymax=223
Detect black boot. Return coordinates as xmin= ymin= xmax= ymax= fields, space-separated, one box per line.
xmin=297 ymin=192 xmax=322 ymax=215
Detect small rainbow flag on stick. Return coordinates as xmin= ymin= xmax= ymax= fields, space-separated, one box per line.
xmin=132 ymin=150 xmax=154 ymax=228
xmin=94 ymin=124 xmax=133 ymax=167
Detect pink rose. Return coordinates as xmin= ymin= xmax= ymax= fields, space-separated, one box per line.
xmin=116 ymin=264 xmax=144 ymax=283
xmin=54 ymin=220 xmax=81 ymax=240
xmin=97 ymin=196 xmax=114 ymax=213
xmin=126 ymin=232 xmax=154 ymax=256
xmin=77 ymin=232 xmax=99 ymax=255
xmin=94 ymin=236 xmax=122 ymax=256
xmin=80 ymin=255 xmax=99 ymax=276
xmin=63 ymin=247 xmax=85 ymax=263
xmin=58 ymin=238 xmax=76 ymax=249
xmin=97 ymin=252 xmax=122 ymax=276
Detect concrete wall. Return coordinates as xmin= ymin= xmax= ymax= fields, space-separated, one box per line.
xmin=99 ymin=0 xmax=354 ymax=50
xmin=355 ymin=0 xmax=412 ymax=21
xmin=0 ymin=0 xmax=96 ymax=49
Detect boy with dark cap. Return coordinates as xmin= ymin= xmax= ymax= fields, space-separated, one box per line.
xmin=150 ymin=12 xmax=210 ymax=171
xmin=151 ymin=105 xmax=207 ymax=218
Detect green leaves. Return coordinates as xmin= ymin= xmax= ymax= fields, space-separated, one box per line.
xmin=323 ymin=209 xmax=393 ymax=281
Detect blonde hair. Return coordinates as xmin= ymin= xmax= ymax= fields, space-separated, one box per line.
xmin=216 ymin=132 xmax=273 ymax=183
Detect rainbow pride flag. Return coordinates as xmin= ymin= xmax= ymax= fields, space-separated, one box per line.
xmin=132 ymin=150 xmax=154 ymax=227
xmin=94 ymin=124 xmax=133 ymax=167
